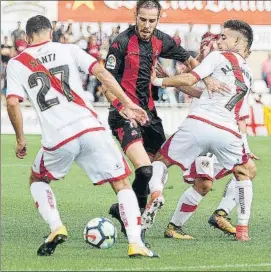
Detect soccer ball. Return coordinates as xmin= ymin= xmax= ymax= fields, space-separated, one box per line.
xmin=83 ymin=217 xmax=117 ymax=249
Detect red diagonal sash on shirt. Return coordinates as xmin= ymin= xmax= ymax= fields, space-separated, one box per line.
xmin=222 ymin=52 xmax=247 ymax=121
xmin=15 ymin=52 xmax=97 ymax=118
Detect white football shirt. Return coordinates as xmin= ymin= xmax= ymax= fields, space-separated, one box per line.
xmin=6 ymin=41 xmax=101 ymax=149
xmin=189 ymin=51 xmax=253 ymax=135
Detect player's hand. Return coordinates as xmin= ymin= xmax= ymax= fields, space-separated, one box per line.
xmin=156 ymin=62 xmax=170 ymax=78
xmin=249 ymin=152 xmax=260 ymax=160
xmin=204 ymin=77 xmax=231 ymax=95
xmin=122 ymin=103 xmax=149 ymax=125
xmin=15 ymin=138 xmax=27 ymax=159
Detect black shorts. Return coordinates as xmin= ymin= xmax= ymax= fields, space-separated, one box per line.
xmin=108 ymin=108 xmax=166 ymax=156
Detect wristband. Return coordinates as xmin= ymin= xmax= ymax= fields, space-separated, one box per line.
xmin=112 ymin=98 xmax=124 ymax=112
xmin=152 ymin=77 xmax=164 ymax=87
xmin=241 ymin=133 xmax=250 ymax=154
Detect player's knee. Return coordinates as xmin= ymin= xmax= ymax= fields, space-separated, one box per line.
xmin=153 ymin=152 xmax=172 ymax=168
xmin=132 ymin=165 xmax=153 ymax=195
xmin=111 ymin=177 xmax=131 ymax=193
xmin=29 ymin=173 xmax=51 ymax=186
xmin=194 ymin=179 xmax=213 ymax=196
xmin=234 ymin=164 xmax=249 ymax=181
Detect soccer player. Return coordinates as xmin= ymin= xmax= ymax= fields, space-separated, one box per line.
xmin=104 ymin=0 xmax=227 ymax=236
xmin=6 ymin=15 xmax=159 ymax=258
xmin=154 ymin=33 xmax=259 ymax=238
xmin=148 ymin=20 xmax=254 ymax=241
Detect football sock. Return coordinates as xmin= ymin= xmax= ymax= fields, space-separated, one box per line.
xmin=216 ymin=177 xmax=236 ymax=215
xmin=148 ymin=161 xmax=168 ymax=193
xmin=132 ymin=166 xmax=153 ymax=210
xmin=117 ymin=189 xmax=143 ymax=246
xmin=235 ymin=179 xmax=253 ymax=226
xmin=171 ymin=187 xmax=203 ymax=226
xmin=30 ymin=182 xmax=63 ymax=232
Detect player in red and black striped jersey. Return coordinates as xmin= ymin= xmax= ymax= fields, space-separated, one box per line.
xmin=105 ymin=0 xmax=199 ymax=237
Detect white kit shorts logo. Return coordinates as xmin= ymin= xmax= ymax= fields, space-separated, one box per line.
xmin=106 ymin=54 xmax=116 ymax=70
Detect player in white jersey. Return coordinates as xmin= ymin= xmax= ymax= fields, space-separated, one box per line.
xmin=161 ymin=34 xmax=259 ymax=239
xmin=146 ymin=20 xmax=255 ymax=241
xmin=6 ymin=15 xmax=159 ymax=258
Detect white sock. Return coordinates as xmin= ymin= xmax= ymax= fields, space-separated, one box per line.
xmin=149 ymin=161 xmax=168 ymax=194
xmin=30 ymin=182 xmax=63 ymax=232
xmin=117 ymin=189 xmax=143 ymax=246
xmin=171 ymin=187 xmax=203 ymax=226
xmin=217 ymin=177 xmax=237 ymax=215
xmin=235 ymin=179 xmax=253 ymax=226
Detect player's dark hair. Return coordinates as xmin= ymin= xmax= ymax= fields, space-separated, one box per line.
xmin=136 ymin=0 xmax=162 ymax=16
xmin=26 ymin=15 xmax=52 ymax=39
xmin=223 ymin=20 xmax=253 ymax=49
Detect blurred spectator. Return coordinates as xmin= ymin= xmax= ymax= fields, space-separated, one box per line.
xmin=185 ymin=23 xmax=200 ymax=58
xmin=52 ymin=21 xmax=62 ymax=42
xmin=74 ymin=23 xmax=88 ymax=50
xmin=95 ymin=22 xmax=107 ymax=49
xmin=64 ymin=23 xmax=74 ymax=43
xmin=173 ymin=30 xmax=181 ymax=46
xmin=88 ymin=35 xmax=100 ymax=60
xmin=59 ymin=34 xmax=67 ymax=44
xmin=262 ymin=53 xmax=271 ymax=88
xmin=86 ymin=25 xmax=93 ymax=38
xmin=109 ymin=26 xmax=120 ymax=45
xmin=11 ymin=21 xmax=25 ymax=46
xmin=60 ymin=24 xmax=65 ymax=35
xmin=1 ymin=36 xmax=13 ymax=64
xmin=15 ymin=31 xmax=28 ymax=53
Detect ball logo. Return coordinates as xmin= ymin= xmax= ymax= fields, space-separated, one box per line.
xmin=86 ymin=234 xmax=96 ymax=241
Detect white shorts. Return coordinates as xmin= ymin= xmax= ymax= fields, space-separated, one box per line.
xmin=183 ymin=153 xmax=233 ymax=184
xmin=32 ymin=130 xmax=131 ymax=185
xmin=160 ymin=118 xmax=248 ymax=173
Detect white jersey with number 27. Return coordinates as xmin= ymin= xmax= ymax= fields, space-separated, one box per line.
xmin=6 ymin=41 xmax=100 ymax=150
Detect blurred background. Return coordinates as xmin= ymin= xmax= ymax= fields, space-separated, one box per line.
xmin=1 ymin=0 xmax=271 ymax=136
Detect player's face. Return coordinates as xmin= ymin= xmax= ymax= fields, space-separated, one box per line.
xmin=136 ymin=7 xmax=159 ymax=41
xmin=217 ymin=28 xmax=239 ymax=51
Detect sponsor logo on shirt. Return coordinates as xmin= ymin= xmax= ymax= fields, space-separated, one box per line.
xmin=106 ymin=54 xmax=116 ymax=70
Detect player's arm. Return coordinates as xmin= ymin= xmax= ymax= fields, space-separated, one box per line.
xmin=6 ymin=60 xmax=27 ymax=159
xmin=153 ymin=51 xmax=228 ymax=92
xmin=155 ymin=62 xmax=202 ymax=98
xmin=72 ymin=44 xmax=148 ymax=124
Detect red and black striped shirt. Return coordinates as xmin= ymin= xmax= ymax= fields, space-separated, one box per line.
xmin=105 ymin=26 xmax=190 ymax=111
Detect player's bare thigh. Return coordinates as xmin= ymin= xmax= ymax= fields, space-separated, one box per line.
xmin=126 ymin=141 xmax=152 ymax=169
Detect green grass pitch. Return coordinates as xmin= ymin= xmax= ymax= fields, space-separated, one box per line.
xmin=1 ymin=135 xmax=271 ymax=271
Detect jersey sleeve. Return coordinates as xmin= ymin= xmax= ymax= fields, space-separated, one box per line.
xmin=191 ymin=51 xmax=223 ymax=80
xmin=104 ymin=41 xmax=125 ymax=78
xmin=159 ymin=32 xmax=190 ymax=63
xmin=70 ymin=44 xmax=99 ymax=74
xmin=6 ymin=59 xmax=26 ymax=101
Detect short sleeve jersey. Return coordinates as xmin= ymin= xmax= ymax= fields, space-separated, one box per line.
xmin=190 ymin=51 xmax=253 ymax=134
xmin=6 ymin=41 xmax=100 ymax=149
xmin=105 ymin=26 xmax=190 ymax=111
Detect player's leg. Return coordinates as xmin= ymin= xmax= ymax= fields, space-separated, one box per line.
xmin=76 ymin=131 xmax=159 ymax=258
xmin=30 ymin=140 xmax=79 ymax=256
xmin=233 ymin=162 xmax=253 ymax=241
xmin=211 ymin=131 xmax=252 ymax=241
xmin=209 ymin=158 xmax=257 ymax=235
xmin=108 ymin=115 xmax=152 ymax=235
xmin=110 ymin=178 xmax=158 ymax=258
xmin=165 ymin=155 xmax=214 ymax=240
xmin=142 ymin=120 xmax=203 ymax=232
xmin=208 ymin=159 xmax=237 ymax=235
